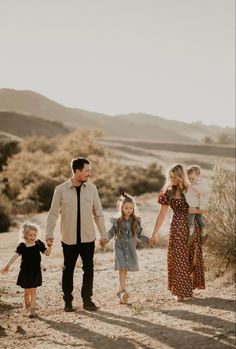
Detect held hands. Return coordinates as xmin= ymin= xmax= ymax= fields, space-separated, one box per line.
xmin=46 ymin=238 xmax=54 ymax=247
xmin=99 ymin=238 xmax=108 ymax=250
xmin=149 ymin=233 xmax=158 ymax=246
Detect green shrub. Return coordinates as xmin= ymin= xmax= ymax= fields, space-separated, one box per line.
xmin=31 ymin=178 xmax=60 ymax=212
xmin=0 ymin=150 xmax=53 ymax=202
xmin=13 ymin=199 xmax=39 ymax=215
xmin=0 ymin=139 xmax=20 ymax=171
xmin=1 ymin=128 xmax=165 ymax=212
xmin=21 ymin=135 xmax=56 ymax=154
xmin=0 ymin=196 xmax=11 ymax=232
xmin=116 ymin=163 xmax=165 ymax=196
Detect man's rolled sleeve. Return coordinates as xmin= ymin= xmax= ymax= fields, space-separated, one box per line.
xmin=45 ymin=187 xmax=61 ymax=240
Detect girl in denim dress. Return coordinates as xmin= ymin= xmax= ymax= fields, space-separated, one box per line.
xmin=107 ymin=193 xmax=150 ymax=304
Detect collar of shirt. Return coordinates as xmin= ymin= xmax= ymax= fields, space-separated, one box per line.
xmin=66 ymin=178 xmax=88 ymax=189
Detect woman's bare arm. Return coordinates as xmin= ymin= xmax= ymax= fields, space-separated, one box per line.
xmin=150 ymin=204 xmax=169 ymax=243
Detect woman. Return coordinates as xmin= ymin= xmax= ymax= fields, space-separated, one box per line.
xmin=150 ymin=164 xmax=205 ymax=300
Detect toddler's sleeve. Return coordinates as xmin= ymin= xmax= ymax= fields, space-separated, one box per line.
xmin=199 ymin=182 xmax=210 ymax=210
xmin=15 ymin=243 xmax=24 ymax=255
xmin=158 ymin=191 xmax=170 ymax=205
xmin=36 ymin=239 xmax=47 ymax=253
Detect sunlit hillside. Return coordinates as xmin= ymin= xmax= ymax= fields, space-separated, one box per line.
xmin=0 ymin=88 xmax=234 ymax=144
xmin=0 ymin=111 xmax=69 ymax=138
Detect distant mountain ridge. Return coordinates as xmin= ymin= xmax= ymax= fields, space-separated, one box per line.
xmin=0 ymin=88 xmax=234 ymax=143
xmin=0 ymin=111 xmax=69 ymax=138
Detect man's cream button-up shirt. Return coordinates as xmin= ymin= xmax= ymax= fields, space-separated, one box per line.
xmin=45 ymin=178 xmax=107 ymax=244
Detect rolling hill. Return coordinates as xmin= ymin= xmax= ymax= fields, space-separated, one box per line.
xmin=0 ymin=111 xmax=69 ymax=138
xmin=0 ymin=88 xmax=234 ymax=143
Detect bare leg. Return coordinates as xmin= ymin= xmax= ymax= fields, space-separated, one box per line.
xmin=29 ymin=288 xmax=37 ymax=317
xmin=119 ymin=269 xmax=127 ymax=292
xmin=30 ymin=288 xmax=37 ymax=309
xmin=24 ymin=289 xmax=31 ymax=309
xmin=118 ymin=269 xmax=129 ymax=304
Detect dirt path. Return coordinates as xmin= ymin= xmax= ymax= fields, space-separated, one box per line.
xmin=0 ymin=208 xmax=235 ymax=349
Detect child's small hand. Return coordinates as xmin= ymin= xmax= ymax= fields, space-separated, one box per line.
xmin=1 ymin=266 xmax=9 ymax=274
xmin=188 ymin=207 xmax=198 ymax=214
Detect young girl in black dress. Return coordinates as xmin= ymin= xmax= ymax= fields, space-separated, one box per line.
xmin=1 ymin=222 xmax=51 ymax=317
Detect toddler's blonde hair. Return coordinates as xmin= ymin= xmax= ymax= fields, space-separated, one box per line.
xmin=19 ymin=222 xmax=40 ymax=242
xmin=187 ymin=165 xmax=201 ymax=176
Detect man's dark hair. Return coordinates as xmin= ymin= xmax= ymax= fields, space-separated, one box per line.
xmin=71 ymin=157 xmax=90 ymax=173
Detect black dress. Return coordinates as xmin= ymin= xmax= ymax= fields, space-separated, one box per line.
xmin=16 ymin=239 xmax=47 ymax=289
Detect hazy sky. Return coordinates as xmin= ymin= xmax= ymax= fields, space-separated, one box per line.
xmin=0 ymin=0 xmax=235 ymax=127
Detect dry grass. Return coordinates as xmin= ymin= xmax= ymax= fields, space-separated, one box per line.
xmin=205 ymin=161 xmax=236 ymax=275
xmin=0 ymin=129 xmax=165 ymax=228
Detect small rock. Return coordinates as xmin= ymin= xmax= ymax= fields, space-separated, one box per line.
xmin=15 ymin=325 xmax=26 ymax=335
xmin=0 ymin=325 xmax=7 ymax=337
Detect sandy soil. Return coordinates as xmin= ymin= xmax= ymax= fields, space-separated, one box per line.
xmin=0 ymin=198 xmax=235 ymax=349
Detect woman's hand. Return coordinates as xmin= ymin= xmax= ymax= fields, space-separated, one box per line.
xmin=149 ymin=234 xmax=157 ymax=245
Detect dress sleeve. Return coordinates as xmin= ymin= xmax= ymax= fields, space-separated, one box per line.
xmin=136 ymin=219 xmax=149 ymax=244
xmin=107 ymin=218 xmax=118 ymax=240
xmin=15 ymin=243 xmax=24 ymax=255
xmin=36 ymin=240 xmax=47 ymax=253
xmin=158 ymin=191 xmax=170 ymax=205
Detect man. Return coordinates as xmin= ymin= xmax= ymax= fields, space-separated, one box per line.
xmin=45 ymin=157 xmax=107 ymax=312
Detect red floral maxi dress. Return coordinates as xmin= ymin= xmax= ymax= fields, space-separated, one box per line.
xmin=158 ymin=191 xmax=205 ymax=298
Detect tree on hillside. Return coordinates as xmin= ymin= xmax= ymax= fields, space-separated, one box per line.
xmin=203 ymin=136 xmax=214 ymax=144
xmin=217 ymin=133 xmax=234 ymax=145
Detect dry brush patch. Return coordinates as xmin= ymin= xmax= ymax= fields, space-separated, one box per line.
xmin=205 ymin=162 xmax=235 ymax=277
xmin=0 ymin=129 xmax=165 ymax=231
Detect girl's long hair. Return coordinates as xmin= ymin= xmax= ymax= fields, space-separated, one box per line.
xmin=117 ymin=193 xmax=140 ymax=236
xmin=164 ymin=164 xmax=189 ymax=199
xmin=19 ymin=222 xmax=39 ymax=242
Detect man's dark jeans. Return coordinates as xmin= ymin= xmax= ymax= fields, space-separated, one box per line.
xmin=62 ymin=241 xmax=95 ymax=304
